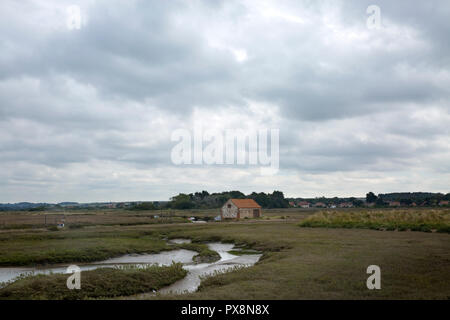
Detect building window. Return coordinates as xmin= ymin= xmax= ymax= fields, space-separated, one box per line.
xmin=227 ymin=204 xmax=231 ymax=208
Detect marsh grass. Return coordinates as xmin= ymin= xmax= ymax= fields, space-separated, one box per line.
xmin=0 ymin=271 xmax=35 ymax=289
xmin=165 ymin=222 xmax=450 ymax=300
xmin=298 ymin=209 xmax=450 ymax=233
xmin=0 ymin=227 xmax=222 ymax=267
xmin=197 ymin=266 xmax=246 ymax=289
xmin=227 ymin=249 xmax=262 ymax=255
xmin=175 ymin=242 xmax=221 ymax=263
xmin=0 ymin=210 xmax=189 ymax=230
xmin=0 ymin=263 xmax=187 ymax=300
xmin=1 ymin=210 xmax=450 ymax=299
xmin=0 ymin=229 xmax=172 ymax=266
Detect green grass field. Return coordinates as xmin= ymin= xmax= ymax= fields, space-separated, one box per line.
xmin=0 ymin=208 xmax=449 ymax=299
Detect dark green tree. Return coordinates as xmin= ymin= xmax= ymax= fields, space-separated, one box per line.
xmin=366 ymin=192 xmax=377 ymax=203
xmin=130 ymin=202 xmax=157 ymax=210
xmin=171 ymin=194 xmax=195 ymax=209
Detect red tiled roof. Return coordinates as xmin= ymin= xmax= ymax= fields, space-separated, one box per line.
xmin=230 ymin=199 xmax=261 ymax=208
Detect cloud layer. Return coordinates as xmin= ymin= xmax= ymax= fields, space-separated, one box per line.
xmin=1 ymin=0 xmax=449 ymax=202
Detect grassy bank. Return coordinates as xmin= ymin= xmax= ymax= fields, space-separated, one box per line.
xmin=227 ymin=249 xmax=261 ymax=256
xmin=0 ymin=263 xmax=186 ymax=300
xmin=154 ymin=222 xmax=450 ymax=299
xmin=0 ymin=226 xmax=222 ymax=267
xmin=176 ymin=243 xmax=221 ymax=263
xmin=0 ymin=229 xmax=171 ymax=266
xmin=298 ymin=209 xmax=450 ymax=233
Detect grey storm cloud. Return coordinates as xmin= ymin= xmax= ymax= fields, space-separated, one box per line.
xmin=0 ymin=0 xmax=449 ymax=202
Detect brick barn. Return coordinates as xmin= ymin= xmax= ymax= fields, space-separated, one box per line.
xmin=221 ymin=199 xmax=262 ymax=220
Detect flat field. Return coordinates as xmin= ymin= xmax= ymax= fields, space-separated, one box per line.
xmin=0 ymin=208 xmax=449 ymax=299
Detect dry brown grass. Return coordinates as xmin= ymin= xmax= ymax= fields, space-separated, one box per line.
xmin=299 ymin=208 xmax=450 ymax=233
xmin=157 ymin=222 xmax=450 ymax=300
xmin=0 ymin=209 xmax=187 ymax=230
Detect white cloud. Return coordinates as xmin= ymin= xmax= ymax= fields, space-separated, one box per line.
xmin=0 ymin=0 xmax=449 ymax=201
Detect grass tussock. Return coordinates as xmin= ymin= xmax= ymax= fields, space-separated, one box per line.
xmin=175 ymin=243 xmax=221 ymax=263
xmin=197 ymin=266 xmax=246 ymax=290
xmin=298 ymin=209 xmax=450 ymax=233
xmin=227 ymin=249 xmax=261 ymax=256
xmin=0 ymin=263 xmax=187 ymax=300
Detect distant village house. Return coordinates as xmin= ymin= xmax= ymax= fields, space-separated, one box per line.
xmin=339 ymin=202 xmax=353 ymax=208
xmin=297 ymin=201 xmax=310 ymax=208
xmin=314 ymin=202 xmax=327 ymax=208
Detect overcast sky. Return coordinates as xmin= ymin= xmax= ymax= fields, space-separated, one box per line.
xmin=1 ymin=0 xmax=449 ymax=202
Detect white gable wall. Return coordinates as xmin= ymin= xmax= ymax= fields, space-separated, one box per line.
xmin=221 ymin=199 xmax=238 ymax=219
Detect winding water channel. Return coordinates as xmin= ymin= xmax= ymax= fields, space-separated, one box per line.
xmin=0 ymin=240 xmax=261 ymax=295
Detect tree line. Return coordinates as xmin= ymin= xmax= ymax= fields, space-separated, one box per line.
xmin=366 ymin=192 xmax=450 ymax=206
xmin=129 ymin=190 xmax=450 ymax=210
xmin=130 ymin=190 xmax=289 ymax=210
